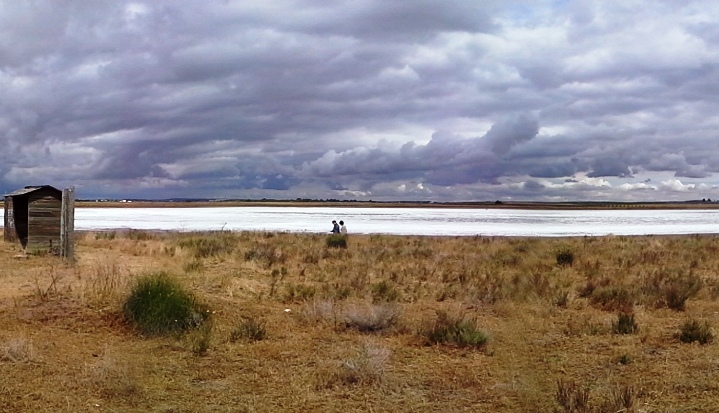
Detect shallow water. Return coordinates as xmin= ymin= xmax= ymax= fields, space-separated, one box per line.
xmin=72 ymin=207 xmax=719 ymax=237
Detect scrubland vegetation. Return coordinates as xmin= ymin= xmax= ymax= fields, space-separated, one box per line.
xmin=2 ymin=230 xmax=719 ymax=411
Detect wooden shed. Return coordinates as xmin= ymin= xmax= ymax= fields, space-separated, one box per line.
xmin=4 ymin=185 xmax=64 ymax=254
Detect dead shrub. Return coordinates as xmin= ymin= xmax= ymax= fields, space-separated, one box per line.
xmin=599 ymin=384 xmax=637 ymax=413
xmin=641 ymin=269 xmax=702 ymax=310
xmin=555 ymin=379 xmax=591 ymax=413
xmin=229 ymin=316 xmax=267 ymax=342
xmin=244 ymin=242 xmax=285 ymax=267
xmin=316 ymin=342 xmax=390 ymax=388
xmin=283 ymin=283 xmax=316 ymax=303
xmin=344 ymin=302 xmax=402 ymax=333
xmin=589 ymin=285 xmax=633 ymax=311
xmin=83 ymin=260 xmax=127 ymax=306
xmin=85 ymin=354 xmax=143 ymax=400
xmin=564 ymin=315 xmax=608 ymax=336
xmin=1 ymin=337 xmax=35 ymax=363
xmin=299 ymin=299 xmax=340 ymax=325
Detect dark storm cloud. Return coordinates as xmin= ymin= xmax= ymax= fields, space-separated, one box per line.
xmin=302 ymin=115 xmax=539 ymax=185
xmin=1 ymin=0 xmax=719 ymax=201
xmin=587 ymin=158 xmax=633 ymax=178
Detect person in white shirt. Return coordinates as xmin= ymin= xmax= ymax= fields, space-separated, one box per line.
xmin=339 ymin=220 xmax=347 ymax=234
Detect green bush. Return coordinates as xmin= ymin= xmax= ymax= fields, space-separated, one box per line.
xmin=326 ymin=234 xmax=348 ymax=249
xmin=678 ymin=319 xmax=714 ymax=344
xmin=421 ymin=310 xmax=488 ymax=349
xmin=123 ymin=272 xmax=210 ymax=336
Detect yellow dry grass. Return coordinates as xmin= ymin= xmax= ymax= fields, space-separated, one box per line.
xmin=1 ymin=231 xmax=719 ymax=412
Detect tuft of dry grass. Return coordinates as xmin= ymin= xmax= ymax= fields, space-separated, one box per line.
xmin=316 ymin=342 xmax=391 ymax=388
xmin=1 ymin=337 xmax=35 ymax=363
xmin=84 ymin=352 xmax=144 ymax=400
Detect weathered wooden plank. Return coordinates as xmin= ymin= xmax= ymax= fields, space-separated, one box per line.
xmin=3 ymin=196 xmax=15 ymax=242
xmin=61 ymin=187 xmax=75 ymax=262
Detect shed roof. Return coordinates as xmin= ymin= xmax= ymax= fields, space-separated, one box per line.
xmin=4 ymin=185 xmax=61 ymax=197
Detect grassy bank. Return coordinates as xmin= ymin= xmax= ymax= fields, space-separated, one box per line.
xmin=1 ymin=231 xmax=719 ymax=411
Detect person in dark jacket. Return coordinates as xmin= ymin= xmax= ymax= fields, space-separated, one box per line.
xmin=331 ymin=220 xmax=340 ymax=233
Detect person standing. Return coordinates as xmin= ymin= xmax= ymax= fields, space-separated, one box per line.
xmin=331 ymin=220 xmax=340 ymax=234
xmin=339 ymin=220 xmax=347 ymax=234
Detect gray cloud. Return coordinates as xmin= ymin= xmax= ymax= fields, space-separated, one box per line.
xmin=1 ymin=0 xmax=719 ymax=201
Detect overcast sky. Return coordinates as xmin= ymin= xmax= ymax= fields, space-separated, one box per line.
xmin=2 ymin=0 xmax=719 ymax=202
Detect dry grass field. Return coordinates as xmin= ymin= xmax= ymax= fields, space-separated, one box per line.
xmin=2 ymin=231 xmax=719 ymax=412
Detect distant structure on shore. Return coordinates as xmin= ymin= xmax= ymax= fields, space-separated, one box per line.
xmin=3 ymin=185 xmax=75 ymax=260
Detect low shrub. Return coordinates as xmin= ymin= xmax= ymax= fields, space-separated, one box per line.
xmin=1 ymin=338 xmax=35 ymax=363
xmin=95 ymin=231 xmax=117 ymax=240
xmin=84 ymin=261 xmax=126 ymax=305
xmin=662 ymin=274 xmax=703 ymax=311
xmin=678 ymin=319 xmax=714 ymax=344
xmin=244 ymin=243 xmax=285 ymax=267
xmin=283 ymin=283 xmax=317 ymax=303
xmin=229 ymin=317 xmax=267 ymax=342
xmin=564 ymin=315 xmax=608 ymax=336
xmin=641 ymin=270 xmax=703 ymax=311
xmin=344 ymin=303 xmax=401 ymax=333
xmin=183 ymin=259 xmax=204 ymax=273
xmin=589 ymin=285 xmax=633 ymax=311
xmin=555 ymin=379 xmax=636 ymax=413
xmin=337 ymin=343 xmax=389 ymax=385
xmin=553 ymin=290 xmax=570 ymax=308
xmin=187 ymin=323 xmax=213 ymax=356
xmin=617 ymin=354 xmax=632 ymax=365
xmin=127 ymin=229 xmax=156 ymax=241
xmin=123 ymin=272 xmax=210 ymax=336
xmin=612 ymin=311 xmax=639 ymax=335
xmin=421 ymin=310 xmax=488 ymax=349
xmin=85 ymin=354 xmax=143 ymax=400
xmin=326 ymin=234 xmax=348 ymax=249
xmin=555 ymin=379 xmax=590 ymax=413
xmin=299 ymin=299 xmax=340 ymax=325
xmin=317 ymin=343 xmax=390 ymax=388
xmin=178 ymin=235 xmax=238 ymax=259
xmin=600 ymin=384 xmax=636 ymax=413
xmin=370 ymin=280 xmax=401 ymax=303
xmin=555 ymin=248 xmax=574 ymax=266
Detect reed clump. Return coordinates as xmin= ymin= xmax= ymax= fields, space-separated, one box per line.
xmin=420 ymin=310 xmax=489 ymax=349
xmin=678 ymin=318 xmax=714 ymax=344
xmin=123 ymin=272 xmax=211 ymax=336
